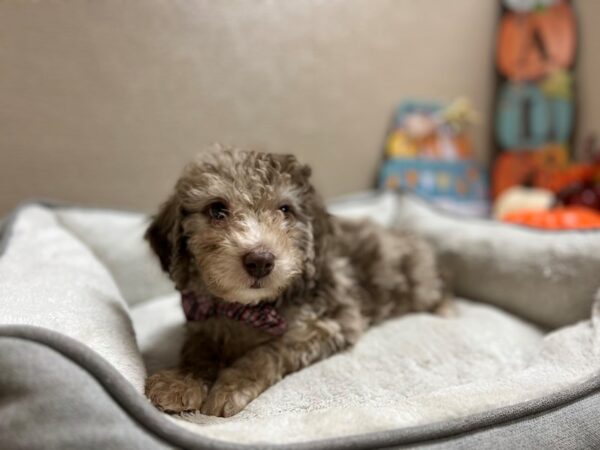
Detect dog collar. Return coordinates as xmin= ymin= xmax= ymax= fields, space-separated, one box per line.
xmin=181 ymin=290 xmax=287 ymax=336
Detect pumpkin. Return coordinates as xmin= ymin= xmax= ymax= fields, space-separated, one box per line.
xmin=502 ymin=206 xmax=600 ymax=229
xmin=493 ymin=186 xmax=554 ymax=219
xmin=497 ymin=1 xmax=576 ymax=81
xmin=492 ymin=145 xmax=568 ymax=198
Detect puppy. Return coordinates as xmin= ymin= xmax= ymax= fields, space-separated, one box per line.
xmin=144 ymin=147 xmax=448 ymax=417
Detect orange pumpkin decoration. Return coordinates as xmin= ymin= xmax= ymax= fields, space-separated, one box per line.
xmin=492 ymin=145 xmax=569 ymax=198
xmin=536 ymin=164 xmax=597 ymax=193
xmin=503 ymin=206 xmax=600 ymax=229
xmin=497 ymin=1 xmax=576 ymax=81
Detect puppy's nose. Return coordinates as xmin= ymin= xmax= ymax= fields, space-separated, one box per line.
xmin=242 ymin=251 xmax=275 ymax=279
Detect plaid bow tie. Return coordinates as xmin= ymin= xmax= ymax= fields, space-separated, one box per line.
xmin=181 ymin=290 xmax=287 ymax=336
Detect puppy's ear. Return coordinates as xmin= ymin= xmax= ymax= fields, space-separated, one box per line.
xmin=145 ymin=194 xmax=190 ymax=289
xmin=272 ymin=153 xmax=312 ymax=182
xmin=308 ymin=193 xmax=333 ymax=266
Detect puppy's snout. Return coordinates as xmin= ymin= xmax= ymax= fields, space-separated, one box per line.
xmin=243 ymin=251 xmax=275 ymax=279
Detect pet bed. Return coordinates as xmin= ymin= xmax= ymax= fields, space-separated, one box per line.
xmin=1 ymin=192 xmax=600 ymax=449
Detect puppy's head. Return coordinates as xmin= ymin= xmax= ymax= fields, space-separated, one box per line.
xmin=146 ymin=147 xmax=329 ymax=304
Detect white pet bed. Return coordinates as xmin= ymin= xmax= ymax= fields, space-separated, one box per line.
xmin=1 ymin=192 xmax=599 ymax=449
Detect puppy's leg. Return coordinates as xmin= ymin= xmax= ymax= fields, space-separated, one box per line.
xmin=403 ymin=237 xmax=451 ymax=314
xmin=200 ymin=304 xmax=364 ymax=417
xmin=145 ymin=331 xmax=219 ymax=413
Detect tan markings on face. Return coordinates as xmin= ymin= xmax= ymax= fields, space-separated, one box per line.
xmin=184 ymin=192 xmax=305 ymax=305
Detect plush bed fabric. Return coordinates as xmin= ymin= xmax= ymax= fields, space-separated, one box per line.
xmin=2 ymin=325 xmax=600 ymax=450
xmin=395 ymin=198 xmax=600 ymax=329
xmin=1 ymin=193 xmax=600 ymax=449
xmin=0 ymin=204 xmax=147 ymax=391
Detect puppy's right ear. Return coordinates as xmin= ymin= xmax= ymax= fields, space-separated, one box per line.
xmin=145 ymin=195 xmax=190 ymax=289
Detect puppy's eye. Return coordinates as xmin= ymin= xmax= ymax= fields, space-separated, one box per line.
xmin=278 ymin=204 xmax=293 ymax=216
xmin=206 ymin=201 xmax=229 ymax=221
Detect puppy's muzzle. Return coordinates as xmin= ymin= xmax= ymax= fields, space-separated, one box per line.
xmin=243 ymin=251 xmax=275 ymax=279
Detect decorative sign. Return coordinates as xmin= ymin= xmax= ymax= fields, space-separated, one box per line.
xmin=378 ymin=99 xmax=487 ymax=215
xmin=492 ymin=0 xmax=578 ymax=198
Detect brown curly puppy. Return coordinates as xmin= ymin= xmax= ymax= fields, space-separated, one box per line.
xmin=144 ymin=146 xmax=448 ymax=417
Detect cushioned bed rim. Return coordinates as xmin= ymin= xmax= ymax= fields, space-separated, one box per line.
xmin=1 ymin=325 xmax=599 ymax=449
xmin=2 ymin=199 xmax=600 ymax=448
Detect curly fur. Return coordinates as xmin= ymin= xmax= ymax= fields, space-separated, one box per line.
xmin=145 ymin=146 xmax=449 ymax=417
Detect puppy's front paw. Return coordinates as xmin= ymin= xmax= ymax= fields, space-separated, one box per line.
xmin=145 ymin=369 xmax=207 ymax=413
xmin=200 ymin=369 xmax=259 ymax=417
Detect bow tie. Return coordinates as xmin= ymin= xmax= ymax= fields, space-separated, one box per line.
xmin=181 ymin=290 xmax=287 ymax=336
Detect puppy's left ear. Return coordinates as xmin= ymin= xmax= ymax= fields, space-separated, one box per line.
xmin=272 ymin=153 xmax=312 ymax=183
xmin=145 ymin=194 xmax=190 ymax=289
xmin=279 ymin=155 xmax=335 ymax=283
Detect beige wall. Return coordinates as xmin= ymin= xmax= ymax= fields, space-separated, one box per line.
xmin=0 ymin=0 xmax=596 ymax=215
xmin=576 ymin=1 xmax=600 ymax=156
